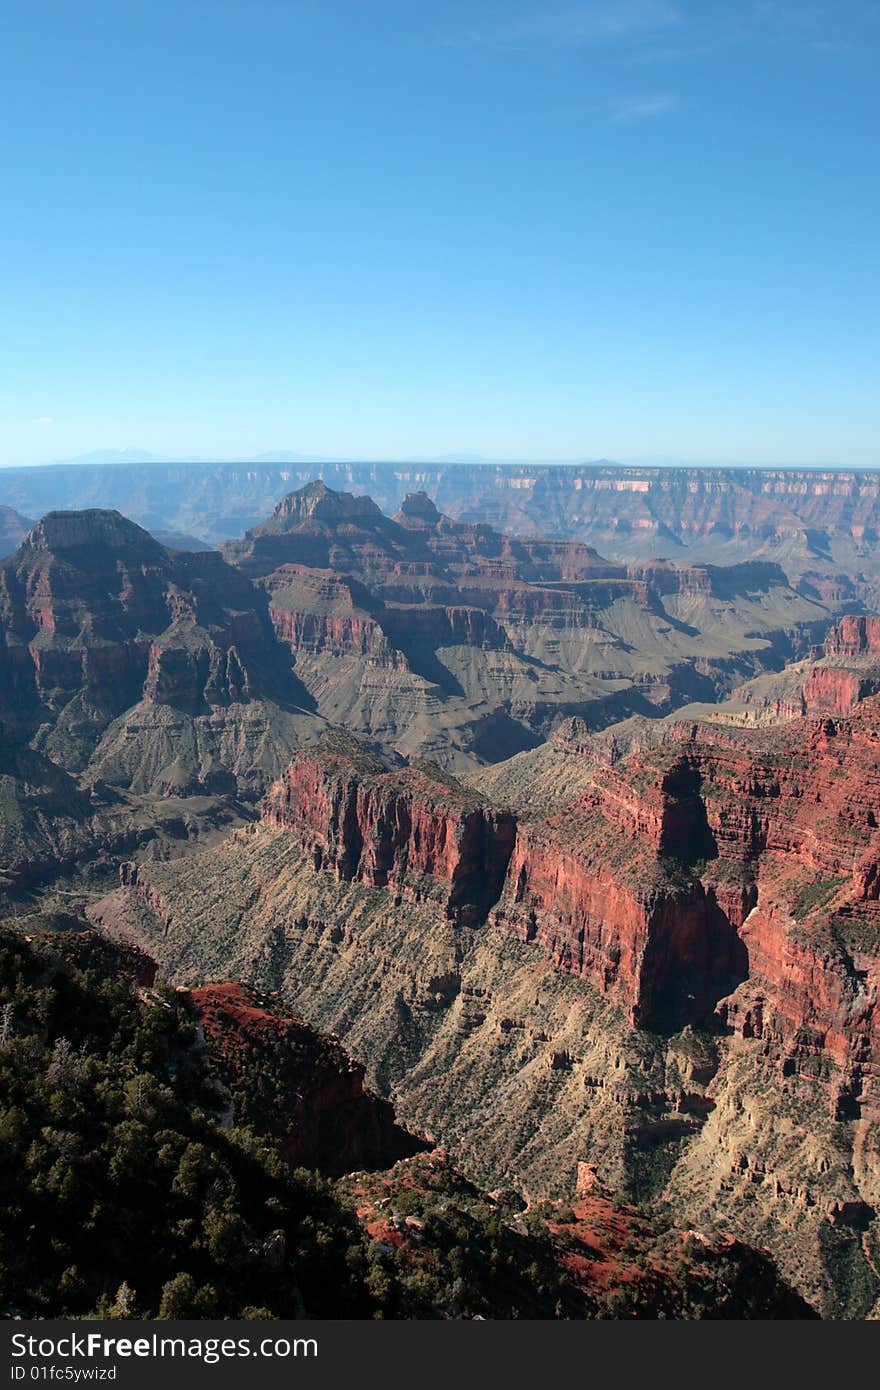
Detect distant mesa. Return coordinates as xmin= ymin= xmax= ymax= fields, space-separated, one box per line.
xmin=17 ymin=507 xmax=221 ymax=562
xmin=7 ymin=461 xmax=880 ymax=578
xmin=22 ymin=508 xmax=164 ymax=557
xmin=396 ymin=491 xmax=442 ymax=526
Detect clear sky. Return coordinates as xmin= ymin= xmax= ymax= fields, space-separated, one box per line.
xmin=1 ymin=1 xmax=878 ymax=468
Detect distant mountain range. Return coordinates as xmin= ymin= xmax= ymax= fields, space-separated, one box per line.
xmin=41 ymin=448 xmax=340 ymax=467
xmin=36 ymin=448 xmax=588 ymax=468
xmin=26 ymin=445 xmax=862 ymax=470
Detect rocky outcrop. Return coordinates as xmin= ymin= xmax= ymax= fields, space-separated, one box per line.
xmin=190 ymin=981 xmax=423 ymax=1176
xmin=0 ymin=511 xmax=291 ymax=731
xmin=626 ymin=716 xmax=880 ymax=1119
xmin=271 ymin=746 xmax=715 ymax=1032
xmin=722 ymin=615 xmax=880 ymax=725
xmin=632 ymin=559 xmax=796 ymax=602
xmin=824 ymin=615 xmax=880 ymax=658
xmin=394 ymin=491 xmax=443 ymax=526
xmin=488 ymin=750 xmax=752 ymax=1030
xmin=223 ymin=481 xmax=423 ymax=581
xmin=800 ymin=665 xmax=880 ymax=716
xmin=93 ymin=780 xmax=880 ymax=1315
xmin=245 ymin=697 xmax=880 ymax=1071
xmin=264 ymin=567 xmax=391 ymax=659
xmin=118 ymin=862 xmax=175 ymax=932
xmin=271 ymin=603 xmax=394 ymax=659
xmin=264 ymin=737 xmax=516 ymax=925
xmin=262 ymin=561 xmax=511 ymax=663
xmin=796 ymin=617 xmax=880 ymax=715
xmin=379 ymin=604 xmax=510 ymax=652
xmin=719 ymin=899 xmax=879 ymax=1122
xmin=0 ymin=511 xmax=325 ymax=887
xmin=209 ymin=481 xmax=837 ymax=771
xmin=496 ymin=836 xmax=748 ymax=1034
xmin=142 ymin=610 xmax=272 ymax=711
xmin=342 ymin=1148 xmax=815 ymax=1319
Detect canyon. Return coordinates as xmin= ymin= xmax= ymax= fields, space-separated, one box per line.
xmin=223 ymin=481 xmax=837 ymax=768
xmin=2 ymin=475 xmax=880 ymax=1317
xmin=0 ymin=483 xmax=840 ymax=890
xmin=5 ymin=461 xmax=880 ymax=583
xmin=92 ymin=680 xmax=880 ymax=1317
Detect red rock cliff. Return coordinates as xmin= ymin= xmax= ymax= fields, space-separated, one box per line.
xmin=260 ymin=704 xmax=880 ymax=1088
xmin=494 ymin=753 xmax=750 ymax=1030
xmin=824 ymin=615 xmax=880 ymax=657
xmin=0 ymin=510 xmax=288 ymax=728
xmin=264 ymin=737 xmax=516 ymax=926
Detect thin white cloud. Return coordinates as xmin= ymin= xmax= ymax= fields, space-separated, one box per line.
xmin=443 ymin=2 xmax=879 ymax=60
xmin=31 ymin=416 xmax=54 ymax=425
xmin=448 ymin=2 xmax=682 ymax=48
xmin=610 ymin=91 xmax=677 ymax=121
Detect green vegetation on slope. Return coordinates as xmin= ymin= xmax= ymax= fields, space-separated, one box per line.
xmin=0 ymin=930 xmax=370 ymax=1319
xmin=341 ymin=1152 xmax=814 ymax=1320
xmin=0 ymin=929 xmax=814 ymax=1320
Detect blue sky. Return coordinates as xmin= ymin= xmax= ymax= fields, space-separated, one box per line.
xmin=1 ymin=0 xmax=878 ymax=467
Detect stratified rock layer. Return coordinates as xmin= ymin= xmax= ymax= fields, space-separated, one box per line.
xmin=265 ymin=736 xmax=516 ymax=926
xmin=8 ymin=461 xmax=880 ymax=578
xmin=220 ymin=483 xmax=836 ymax=770
xmin=0 ymin=510 xmax=289 ymax=729
xmin=0 ymin=510 xmax=320 ymax=888
xmin=93 ymin=696 xmax=880 ymax=1316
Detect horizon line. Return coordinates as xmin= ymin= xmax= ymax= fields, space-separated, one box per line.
xmin=2 ymin=457 xmax=879 ymax=476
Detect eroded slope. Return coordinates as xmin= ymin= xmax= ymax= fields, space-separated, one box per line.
xmin=93 ymin=708 xmax=880 ymax=1316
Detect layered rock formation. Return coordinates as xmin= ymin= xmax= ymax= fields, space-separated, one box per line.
xmin=0 ymin=511 xmax=319 ymax=889
xmin=6 ymin=480 xmax=880 ymax=1318
xmin=494 ymin=758 xmax=749 ymax=1032
xmin=825 ymin=615 xmax=880 ymax=658
xmin=688 ymin=614 xmax=880 ymax=726
xmin=6 ymin=460 xmax=880 ymax=578
xmin=217 ymin=483 xmax=838 ymax=770
xmin=265 ymin=735 xmax=516 ymax=925
xmin=256 ymin=707 xmax=880 ymax=1061
xmin=484 ymin=707 xmax=880 ymax=1111
xmin=0 ymin=510 xmax=289 ymax=731
xmin=0 ymin=486 xmax=832 ymax=795
xmin=93 ymin=694 xmax=880 ymax=1316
